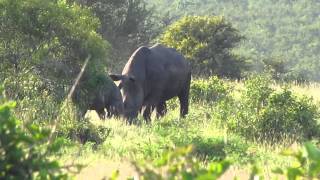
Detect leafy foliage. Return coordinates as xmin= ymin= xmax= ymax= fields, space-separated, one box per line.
xmin=68 ymin=118 xmax=112 ymax=146
xmin=258 ymin=89 xmax=319 ymax=141
xmin=0 ymin=87 xmax=70 ymax=179
xmin=127 ymin=141 xmax=320 ymax=180
xmin=132 ymin=145 xmax=230 ymax=180
xmin=159 ymin=16 xmax=245 ymax=77
xmin=241 ymin=75 xmax=273 ymax=113
xmin=190 ymin=76 xmax=230 ymax=104
xmin=0 ymin=0 xmax=110 ymax=122
xmin=273 ymin=142 xmax=320 ymax=179
xmin=228 ymin=76 xmax=320 ymax=142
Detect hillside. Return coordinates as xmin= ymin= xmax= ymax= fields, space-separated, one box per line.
xmin=150 ymin=0 xmax=320 ymax=81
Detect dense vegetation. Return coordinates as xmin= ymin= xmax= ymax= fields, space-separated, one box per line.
xmin=1 ymin=0 xmax=320 ymax=179
xmin=0 ymin=87 xmax=71 ymax=179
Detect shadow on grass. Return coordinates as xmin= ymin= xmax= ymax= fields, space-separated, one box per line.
xmin=172 ymin=135 xmax=251 ymax=163
xmin=191 ymin=137 xmax=227 ymax=161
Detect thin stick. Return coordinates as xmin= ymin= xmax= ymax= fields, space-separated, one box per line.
xmin=47 ymin=55 xmax=91 ymax=144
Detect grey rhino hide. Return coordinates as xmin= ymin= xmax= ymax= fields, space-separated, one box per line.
xmin=111 ymin=43 xmax=191 ymax=123
xmin=74 ymin=77 xmax=123 ymax=120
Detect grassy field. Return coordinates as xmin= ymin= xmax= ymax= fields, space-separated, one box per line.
xmin=58 ymin=81 xmax=320 ymax=179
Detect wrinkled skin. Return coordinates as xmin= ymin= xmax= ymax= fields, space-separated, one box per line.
xmin=86 ymin=79 xmax=123 ymax=119
xmin=110 ymin=44 xmax=191 ymax=123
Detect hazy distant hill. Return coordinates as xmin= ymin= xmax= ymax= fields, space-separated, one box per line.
xmin=149 ymin=0 xmax=320 ymax=81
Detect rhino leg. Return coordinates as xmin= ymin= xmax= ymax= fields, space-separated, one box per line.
xmin=178 ymin=92 xmax=189 ymax=118
xmin=156 ymin=101 xmax=167 ymax=119
xmin=96 ymin=108 xmax=106 ymax=120
xmin=178 ymin=74 xmax=191 ymax=118
xmin=76 ymin=105 xmax=88 ymax=120
xmin=105 ymin=105 xmax=112 ymax=118
xmin=142 ymin=105 xmax=152 ymax=123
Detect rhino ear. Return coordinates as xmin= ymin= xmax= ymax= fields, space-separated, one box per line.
xmin=109 ymin=74 xmax=124 ymax=81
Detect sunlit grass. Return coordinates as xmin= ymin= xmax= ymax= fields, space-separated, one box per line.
xmin=290 ymin=82 xmax=320 ymax=102
xmin=58 ymin=81 xmax=320 ymax=179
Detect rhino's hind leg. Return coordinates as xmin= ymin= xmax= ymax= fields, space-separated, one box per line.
xmin=106 ymin=106 xmax=112 ymax=118
xmin=178 ymin=92 xmax=188 ymax=118
xmin=96 ymin=108 xmax=106 ymax=120
xmin=178 ymin=75 xmax=191 ymax=118
xmin=142 ymin=105 xmax=152 ymax=123
xmin=156 ymin=101 xmax=167 ymax=119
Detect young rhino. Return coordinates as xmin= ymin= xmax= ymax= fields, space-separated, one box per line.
xmin=73 ymin=75 xmax=123 ymax=120
xmin=88 ymin=79 xmax=123 ymax=119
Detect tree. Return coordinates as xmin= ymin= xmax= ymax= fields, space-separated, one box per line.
xmin=159 ymin=16 xmax=245 ymax=78
xmin=0 ymin=0 xmax=110 ymax=121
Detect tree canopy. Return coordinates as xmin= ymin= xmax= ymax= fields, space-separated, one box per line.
xmin=0 ymin=0 xmax=110 ymax=100
xmin=160 ymin=16 xmax=244 ymax=78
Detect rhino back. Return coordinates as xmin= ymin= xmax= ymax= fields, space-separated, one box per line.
xmin=145 ymin=44 xmax=190 ymax=100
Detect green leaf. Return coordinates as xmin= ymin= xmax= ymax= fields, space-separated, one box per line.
xmin=304 ymin=142 xmax=320 ymax=161
xmin=110 ymin=170 xmax=119 ymax=180
xmin=272 ymin=167 xmax=284 ymax=175
xmin=287 ymin=167 xmax=304 ymax=180
xmin=309 ymin=163 xmax=320 ymax=177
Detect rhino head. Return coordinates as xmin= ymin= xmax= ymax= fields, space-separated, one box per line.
xmin=110 ymin=74 xmax=143 ymax=123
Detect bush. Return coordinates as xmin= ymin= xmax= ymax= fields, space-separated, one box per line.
xmin=58 ymin=102 xmax=111 ymax=146
xmin=113 ymin=142 xmax=320 ymax=179
xmin=68 ymin=119 xmax=112 ymax=147
xmin=241 ymin=75 xmax=273 ymax=112
xmin=258 ymin=89 xmax=319 ymax=142
xmin=0 ymin=87 xmax=69 ymax=179
xmin=190 ymin=76 xmax=230 ymax=104
xmin=228 ymin=75 xmax=320 ymax=143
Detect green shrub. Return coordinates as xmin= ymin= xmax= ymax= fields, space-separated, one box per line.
xmin=159 ymin=16 xmax=244 ymax=77
xmin=3 ymin=71 xmax=62 ymax=126
xmin=190 ymin=76 xmax=230 ymax=104
xmin=241 ymin=75 xmax=273 ymax=112
xmin=68 ymin=119 xmax=112 ymax=147
xmin=58 ymin=102 xmax=111 ymax=146
xmin=258 ymin=89 xmax=319 ymax=142
xmin=228 ymin=75 xmax=320 ymax=143
xmin=229 ymin=75 xmax=274 ymax=139
xmin=0 ymin=87 xmax=69 ymax=179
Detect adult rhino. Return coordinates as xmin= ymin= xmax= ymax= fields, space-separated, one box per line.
xmin=110 ymin=44 xmax=191 ymax=123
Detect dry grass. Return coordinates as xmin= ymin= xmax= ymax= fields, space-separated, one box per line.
xmin=227 ymin=80 xmax=320 ymax=102
xmin=290 ymin=83 xmax=320 ymax=102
